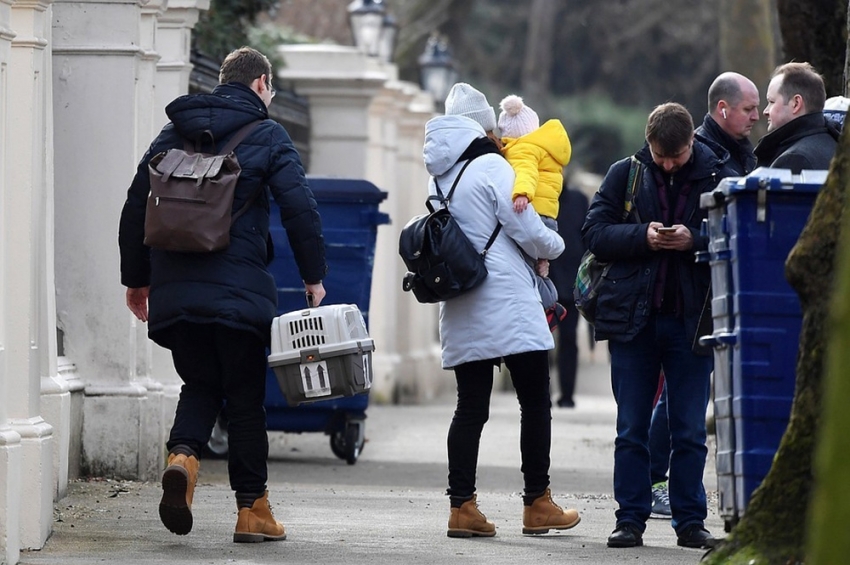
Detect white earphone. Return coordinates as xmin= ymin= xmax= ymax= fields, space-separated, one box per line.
xmin=721 ymin=108 xmax=728 ymax=119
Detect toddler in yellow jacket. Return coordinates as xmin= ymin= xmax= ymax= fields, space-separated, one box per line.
xmin=499 ymin=95 xmax=572 ymax=328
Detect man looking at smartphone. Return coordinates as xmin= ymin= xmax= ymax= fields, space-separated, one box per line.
xmin=582 ymin=103 xmax=728 ymax=550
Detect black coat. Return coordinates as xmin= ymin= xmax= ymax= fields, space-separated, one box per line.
xmin=695 ymin=114 xmax=756 ymax=176
xmin=582 ymin=139 xmax=728 ymax=346
xmin=549 ymin=186 xmax=588 ymax=302
xmin=119 ymin=83 xmax=327 ymax=347
xmin=754 ymin=112 xmax=839 ymax=173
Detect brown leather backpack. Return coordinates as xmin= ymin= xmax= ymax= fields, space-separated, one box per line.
xmin=143 ymin=120 xmax=262 ymax=253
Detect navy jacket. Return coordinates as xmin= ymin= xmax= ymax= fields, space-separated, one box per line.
xmin=754 ymin=112 xmax=839 ymax=173
xmin=119 ymin=83 xmax=327 ymax=347
xmin=582 ymin=139 xmax=728 ymax=347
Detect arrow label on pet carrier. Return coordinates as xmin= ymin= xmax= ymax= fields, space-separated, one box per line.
xmin=301 ymin=360 xmax=331 ymax=398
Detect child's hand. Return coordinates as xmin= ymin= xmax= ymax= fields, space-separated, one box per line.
xmin=537 ymin=259 xmax=550 ymax=277
xmin=513 ymin=195 xmax=529 ymax=213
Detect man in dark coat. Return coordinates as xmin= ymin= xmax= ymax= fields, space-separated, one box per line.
xmin=548 ymin=182 xmax=588 ymax=408
xmin=695 ymin=71 xmax=760 ymax=176
xmin=584 ymin=103 xmax=725 ymax=550
xmin=119 ymin=47 xmax=327 ymax=542
xmin=647 ymin=71 xmax=761 ymax=520
xmin=754 ymin=62 xmax=839 ymax=173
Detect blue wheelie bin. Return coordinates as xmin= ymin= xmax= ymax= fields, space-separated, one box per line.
xmin=205 ymin=178 xmax=389 ymax=465
xmin=698 ymin=167 xmax=827 ymax=530
xmin=265 ymin=177 xmax=389 ymax=464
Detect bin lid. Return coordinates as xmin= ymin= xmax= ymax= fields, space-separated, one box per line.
xmin=306 ymin=176 xmax=388 ymax=204
xmin=701 ymin=167 xmax=827 ymax=209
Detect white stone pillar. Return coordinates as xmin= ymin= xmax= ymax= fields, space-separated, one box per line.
xmin=392 ymin=86 xmax=445 ymax=402
xmin=154 ymin=0 xmax=207 ymax=129
xmin=0 ymin=2 xmax=19 ymax=560
xmin=52 ymin=0 xmax=152 ymax=479
xmin=8 ymin=0 xmax=55 ymax=549
xmin=276 ymin=45 xmax=387 ymax=178
xmin=365 ymin=79 xmax=409 ymax=402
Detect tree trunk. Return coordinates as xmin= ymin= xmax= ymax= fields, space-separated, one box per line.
xmin=806 ymin=129 xmax=850 ymax=564
xmin=702 ymin=104 xmax=848 ymax=565
xmin=718 ymin=0 xmax=775 ymax=140
xmin=520 ymin=0 xmax=559 ymax=114
xmin=776 ymin=0 xmax=847 ymax=96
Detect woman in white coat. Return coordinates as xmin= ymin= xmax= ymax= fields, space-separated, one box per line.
xmin=429 ymin=83 xmax=581 ymax=538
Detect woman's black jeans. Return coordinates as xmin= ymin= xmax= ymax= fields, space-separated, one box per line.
xmin=447 ymin=350 xmax=552 ymax=500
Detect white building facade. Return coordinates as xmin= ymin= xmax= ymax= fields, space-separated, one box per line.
xmin=0 ymin=3 xmax=440 ymax=562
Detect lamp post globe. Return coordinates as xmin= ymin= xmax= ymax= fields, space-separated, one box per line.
xmin=418 ymin=35 xmax=458 ymax=104
xmin=347 ymin=0 xmax=386 ymax=57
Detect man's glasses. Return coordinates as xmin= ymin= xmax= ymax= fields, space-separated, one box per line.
xmin=266 ymin=80 xmax=276 ymax=99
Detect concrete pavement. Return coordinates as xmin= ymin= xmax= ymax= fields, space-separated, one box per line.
xmin=19 ymin=358 xmax=723 ymax=564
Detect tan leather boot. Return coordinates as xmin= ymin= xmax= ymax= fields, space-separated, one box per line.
xmin=447 ymin=494 xmax=496 ymax=538
xmin=522 ymin=488 xmax=581 ymax=534
xmin=233 ymin=491 xmax=287 ymax=543
xmin=159 ymin=452 xmax=199 ymax=535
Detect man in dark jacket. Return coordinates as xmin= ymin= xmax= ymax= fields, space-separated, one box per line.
xmin=754 ymin=62 xmax=839 ymax=172
xmin=119 ymin=47 xmax=327 ymax=542
xmin=695 ymin=71 xmax=760 ymax=176
xmin=548 ymin=182 xmax=588 ymax=408
xmin=646 ymin=71 xmax=760 ymax=520
xmin=583 ymin=103 xmax=722 ymax=550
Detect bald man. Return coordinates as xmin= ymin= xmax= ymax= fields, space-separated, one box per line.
xmin=695 ymin=72 xmax=760 ymax=176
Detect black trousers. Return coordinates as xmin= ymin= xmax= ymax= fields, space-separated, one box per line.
xmin=165 ymin=322 xmax=268 ymax=494
xmin=447 ymin=350 xmax=552 ymax=499
xmin=556 ymin=300 xmax=580 ymax=403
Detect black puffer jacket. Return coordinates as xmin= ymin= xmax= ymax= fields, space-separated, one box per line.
xmin=582 ymin=139 xmax=728 ymax=347
xmin=754 ymin=112 xmax=839 ymax=173
xmin=696 ymin=114 xmax=756 ymax=176
xmin=119 ymin=83 xmax=327 ymax=347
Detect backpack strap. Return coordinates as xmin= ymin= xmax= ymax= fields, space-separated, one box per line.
xmin=428 ymin=158 xmax=475 ymax=213
xmin=220 ymin=120 xmax=264 ymax=155
xmin=624 ymin=156 xmax=643 ymax=223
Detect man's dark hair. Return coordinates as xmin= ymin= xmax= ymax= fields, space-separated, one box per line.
xmin=219 ymin=47 xmax=272 ymax=86
xmin=645 ymin=103 xmax=694 ymax=155
xmin=773 ymin=62 xmax=826 ymax=113
xmin=707 ymin=74 xmax=742 ymax=112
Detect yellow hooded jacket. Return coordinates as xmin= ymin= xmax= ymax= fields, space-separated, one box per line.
xmin=501 ymin=119 xmax=572 ymax=219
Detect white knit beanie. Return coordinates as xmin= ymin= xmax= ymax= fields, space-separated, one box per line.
xmin=498 ymin=95 xmax=540 ymax=138
xmin=444 ymin=83 xmax=497 ymax=132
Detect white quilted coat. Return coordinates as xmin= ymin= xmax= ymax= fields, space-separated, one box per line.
xmin=422 ymin=115 xmax=565 ymax=368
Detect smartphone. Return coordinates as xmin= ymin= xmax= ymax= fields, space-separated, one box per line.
xmin=657 ymin=227 xmax=676 ymax=234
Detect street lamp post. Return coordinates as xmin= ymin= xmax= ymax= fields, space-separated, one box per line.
xmin=347 ymin=0 xmax=387 ymax=58
xmin=418 ymin=34 xmax=458 ymax=106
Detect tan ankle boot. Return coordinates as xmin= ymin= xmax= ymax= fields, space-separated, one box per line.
xmin=233 ymin=491 xmax=287 ymax=543
xmin=159 ymin=452 xmax=199 ymax=535
xmin=522 ymin=488 xmax=581 ymax=534
xmin=447 ymin=494 xmax=496 ymax=538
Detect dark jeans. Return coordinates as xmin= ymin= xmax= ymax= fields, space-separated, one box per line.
xmin=447 ymin=350 xmax=552 ymax=499
xmin=556 ymin=300 xmax=580 ymax=404
xmin=608 ymin=314 xmax=712 ymax=534
xmin=165 ymin=322 xmax=269 ymax=494
xmin=649 ymin=380 xmax=671 ymax=485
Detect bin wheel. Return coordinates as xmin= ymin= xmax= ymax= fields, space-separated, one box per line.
xmin=330 ymin=421 xmax=364 ymax=465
